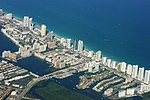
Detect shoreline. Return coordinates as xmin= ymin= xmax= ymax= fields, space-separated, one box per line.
xmin=0 ymin=11 xmax=148 ymax=69
xmin=1 ymin=11 xmax=150 ymax=100
xmin=8 ymin=12 xmax=120 ymax=62
xmin=2 ymin=10 xmax=131 ymax=66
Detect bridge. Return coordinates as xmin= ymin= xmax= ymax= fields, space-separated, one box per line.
xmin=15 ymin=66 xmax=78 ymax=100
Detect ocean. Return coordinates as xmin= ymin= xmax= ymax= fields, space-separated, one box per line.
xmin=0 ymin=0 xmax=150 ymax=68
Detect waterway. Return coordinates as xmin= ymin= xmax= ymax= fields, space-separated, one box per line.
xmin=27 ymin=73 xmax=106 ymax=100
xmin=27 ymin=73 xmax=144 ymax=100
xmin=0 ymin=26 xmax=145 ymax=99
xmin=0 ymin=27 xmax=144 ymax=99
xmin=0 ymin=16 xmax=146 ymax=100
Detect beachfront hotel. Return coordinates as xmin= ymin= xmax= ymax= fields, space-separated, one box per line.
xmin=41 ymin=24 xmax=46 ymax=36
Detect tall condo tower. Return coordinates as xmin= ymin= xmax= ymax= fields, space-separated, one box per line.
xmin=144 ymin=70 xmax=150 ymax=84
xmin=28 ymin=18 xmax=33 ymax=30
xmin=138 ymin=67 xmax=144 ymax=81
xmin=41 ymin=24 xmax=46 ymax=36
xmin=126 ymin=64 xmax=133 ymax=75
xmin=132 ymin=65 xmax=138 ymax=79
xmin=95 ymin=51 xmax=101 ymax=61
xmin=23 ymin=16 xmax=29 ymax=27
xmin=111 ymin=61 xmax=116 ymax=69
xmin=120 ymin=62 xmax=127 ymax=73
xmin=73 ymin=39 xmax=78 ymax=51
xmin=66 ymin=39 xmax=71 ymax=49
xmin=106 ymin=59 xmax=111 ymax=68
xmin=78 ymin=40 xmax=83 ymax=52
xmin=102 ymin=57 xmax=107 ymax=65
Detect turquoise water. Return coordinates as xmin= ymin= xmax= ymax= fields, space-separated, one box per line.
xmin=0 ymin=0 xmax=150 ymax=68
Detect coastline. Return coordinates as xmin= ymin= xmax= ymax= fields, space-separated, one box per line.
xmin=2 ymin=10 xmax=133 ymax=67
xmin=1 ymin=11 xmax=148 ymax=69
xmin=7 ymin=12 xmax=119 ymax=62
xmin=1 ymin=12 xmax=92 ymax=53
xmin=1 ymin=10 xmax=150 ymax=100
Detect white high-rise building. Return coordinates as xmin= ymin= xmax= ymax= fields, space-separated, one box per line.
xmin=5 ymin=13 xmax=12 ymax=20
xmin=138 ymin=67 xmax=144 ymax=81
xmin=60 ymin=38 xmax=66 ymax=47
xmin=106 ymin=59 xmax=111 ymax=67
xmin=102 ymin=57 xmax=107 ymax=65
xmin=144 ymin=70 xmax=150 ymax=84
xmin=88 ymin=51 xmax=94 ymax=58
xmin=41 ymin=24 xmax=46 ymax=36
xmin=120 ymin=62 xmax=127 ymax=73
xmin=111 ymin=61 xmax=116 ymax=69
xmin=127 ymin=64 xmax=133 ymax=75
xmin=66 ymin=39 xmax=71 ymax=49
xmin=95 ymin=51 xmax=101 ymax=61
xmin=132 ymin=65 xmax=138 ymax=79
xmin=23 ymin=16 xmax=29 ymax=27
xmin=88 ymin=62 xmax=93 ymax=72
xmin=73 ymin=39 xmax=78 ymax=51
xmin=88 ymin=66 xmax=93 ymax=72
xmin=95 ymin=63 xmax=99 ymax=71
xmin=28 ymin=18 xmax=33 ymax=30
xmin=60 ymin=38 xmax=65 ymax=44
xmin=23 ymin=16 xmax=33 ymax=30
xmin=78 ymin=40 xmax=83 ymax=52
xmin=140 ymin=83 xmax=144 ymax=93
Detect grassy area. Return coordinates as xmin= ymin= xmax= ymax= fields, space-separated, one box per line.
xmin=143 ymin=92 xmax=150 ymax=100
xmin=25 ymin=81 xmax=93 ymax=100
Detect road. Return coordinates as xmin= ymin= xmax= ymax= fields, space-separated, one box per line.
xmin=16 ymin=78 xmax=44 ymax=100
xmin=15 ymin=66 xmax=77 ymax=100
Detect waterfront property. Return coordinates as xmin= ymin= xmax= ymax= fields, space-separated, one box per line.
xmin=0 ymin=60 xmax=38 ymax=99
xmin=0 ymin=9 xmax=150 ymax=100
xmin=24 ymin=81 xmax=93 ymax=100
